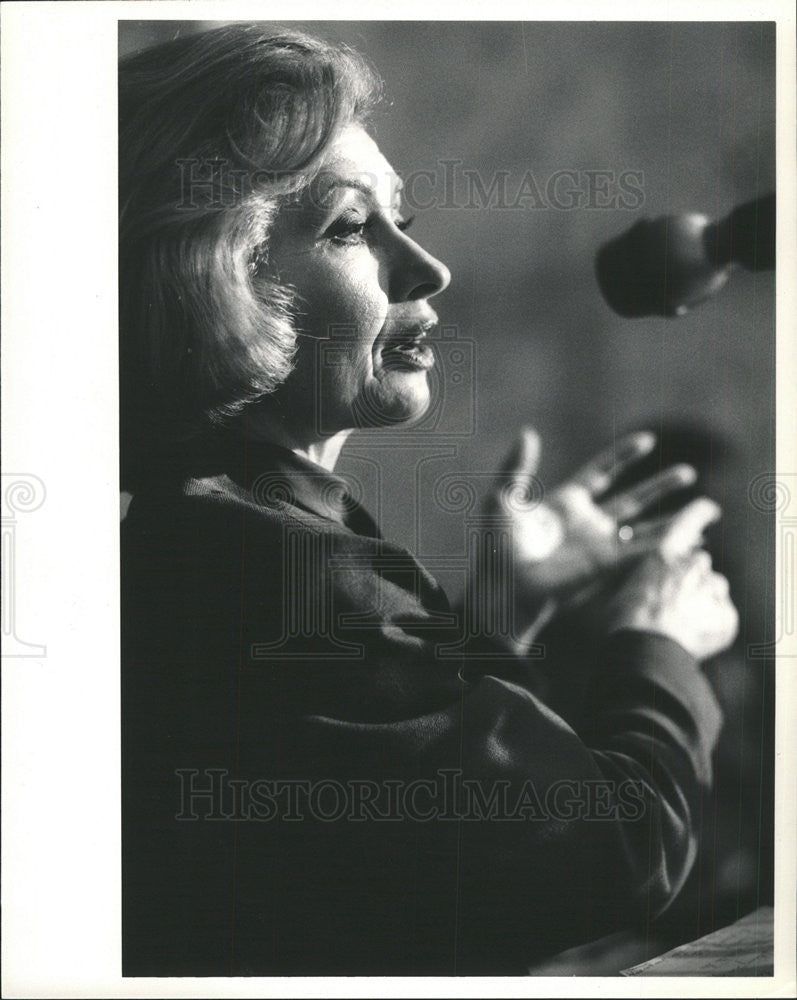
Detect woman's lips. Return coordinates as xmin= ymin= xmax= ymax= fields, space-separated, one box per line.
xmin=381 ymin=338 xmax=435 ymax=371
xmin=378 ymin=323 xmax=437 ymax=371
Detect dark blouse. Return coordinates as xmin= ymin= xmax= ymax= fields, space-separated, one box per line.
xmin=121 ymin=437 xmax=722 ymax=976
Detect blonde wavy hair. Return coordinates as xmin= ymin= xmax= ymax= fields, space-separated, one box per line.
xmin=119 ymin=23 xmax=381 ymax=485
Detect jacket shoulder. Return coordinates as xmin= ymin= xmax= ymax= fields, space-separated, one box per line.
xmin=124 ymin=474 xmax=297 ymax=540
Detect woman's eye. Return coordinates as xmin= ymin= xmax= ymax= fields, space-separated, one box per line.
xmin=331 ymin=224 xmax=367 ymax=245
xmin=325 ymin=214 xmax=369 ymax=246
xmin=324 ymin=212 xmax=415 ymax=247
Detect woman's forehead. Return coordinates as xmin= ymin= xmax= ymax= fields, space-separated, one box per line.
xmin=317 ymin=125 xmax=402 ymax=209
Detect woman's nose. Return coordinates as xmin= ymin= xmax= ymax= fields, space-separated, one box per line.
xmin=389 ymin=234 xmax=451 ymax=301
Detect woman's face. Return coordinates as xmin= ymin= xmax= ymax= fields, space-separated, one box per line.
xmin=263 ymin=125 xmax=451 ymax=434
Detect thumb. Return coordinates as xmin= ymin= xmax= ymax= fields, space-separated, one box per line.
xmin=499 ymin=426 xmax=542 ymax=486
xmin=660 ymin=497 xmax=721 ymax=563
xmin=495 ymin=427 xmax=543 ymax=512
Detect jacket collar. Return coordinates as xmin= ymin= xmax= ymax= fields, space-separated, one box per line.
xmin=224 ymin=436 xmax=365 ymax=529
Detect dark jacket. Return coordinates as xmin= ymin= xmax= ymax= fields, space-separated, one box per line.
xmin=121 ymin=437 xmax=722 ymax=976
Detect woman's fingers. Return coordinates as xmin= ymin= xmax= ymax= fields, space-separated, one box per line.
xmin=681 ymin=548 xmax=713 ymax=581
xmin=496 ymin=426 xmax=542 ymax=508
xmin=610 ymin=507 xmax=719 ymax=566
xmin=605 ymin=545 xmax=737 ymax=658
xmin=570 ymin=431 xmax=656 ymax=497
xmin=608 ymin=514 xmax=678 ymax=561
xmin=712 ymin=572 xmax=730 ymax=597
xmin=659 ymin=497 xmax=722 ymax=563
xmin=602 ymin=464 xmax=697 ymax=522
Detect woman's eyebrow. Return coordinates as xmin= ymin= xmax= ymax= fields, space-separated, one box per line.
xmin=315 ymin=174 xmax=404 ymax=206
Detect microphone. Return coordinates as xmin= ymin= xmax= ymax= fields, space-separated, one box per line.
xmin=595 ymin=193 xmax=775 ymax=318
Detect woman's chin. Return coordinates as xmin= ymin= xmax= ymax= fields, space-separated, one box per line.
xmin=352 ymin=372 xmax=431 ymax=428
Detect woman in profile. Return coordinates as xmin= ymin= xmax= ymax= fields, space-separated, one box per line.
xmin=120 ymin=24 xmax=737 ymax=976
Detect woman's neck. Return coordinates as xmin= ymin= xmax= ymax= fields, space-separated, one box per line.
xmin=236 ymin=411 xmax=351 ymax=472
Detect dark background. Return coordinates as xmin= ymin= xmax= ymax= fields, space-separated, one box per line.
xmin=120 ymin=20 xmax=776 ymax=965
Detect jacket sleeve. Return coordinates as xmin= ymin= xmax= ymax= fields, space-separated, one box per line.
xmin=286 ymin=629 xmax=722 ymax=971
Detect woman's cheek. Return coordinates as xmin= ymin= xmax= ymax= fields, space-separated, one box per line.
xmin=310 ymin=273 xmax=369 ymax=332
xmin=293 ymin=249 xmax=387 ymax=358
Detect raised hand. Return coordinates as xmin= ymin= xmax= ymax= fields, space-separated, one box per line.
xmin=486 ymin=427 xmax=718 ymax=607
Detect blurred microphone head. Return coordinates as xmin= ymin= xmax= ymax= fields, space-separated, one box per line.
xmin=596 ymin=213 xmax=729 ymax=318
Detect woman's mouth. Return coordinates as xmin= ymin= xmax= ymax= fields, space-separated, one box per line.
xmin=378 ymin=325 xmax=436 ymax=371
